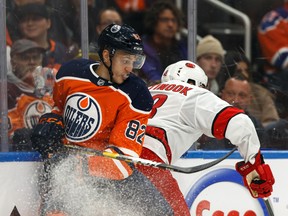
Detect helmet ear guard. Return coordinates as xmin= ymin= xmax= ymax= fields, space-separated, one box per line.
xmin=161 ymin=60 xmax=208 ymax=88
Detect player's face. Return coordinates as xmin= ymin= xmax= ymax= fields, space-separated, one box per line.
xmin=111 ymin=50 xmax=137 ymax=84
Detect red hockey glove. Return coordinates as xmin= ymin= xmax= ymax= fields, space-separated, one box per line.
xmin=235 ymin=151 xmax=275 ymax=198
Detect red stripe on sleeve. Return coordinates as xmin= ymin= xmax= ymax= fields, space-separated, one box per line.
xmin=145 ymin=126 xmax=172 ymax=164
xmin=212 ymin=106 xmax=244 ymax=139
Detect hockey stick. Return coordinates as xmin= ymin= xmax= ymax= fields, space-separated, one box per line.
xmin=65 ymin=144 xmax=237 ymax=174
xmin=264 ymin=198 xmax=274 ymax=216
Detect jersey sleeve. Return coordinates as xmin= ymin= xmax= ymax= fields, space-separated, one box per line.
xmin=181 ymin=89 xmax=260 ymax=162
xmin=180 ymin=89 xmax=232 ymax=137
xmin=225 ymin=114 xmax=261 ymax=162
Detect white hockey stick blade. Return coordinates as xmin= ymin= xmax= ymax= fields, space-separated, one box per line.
xmin=65 ymin=145 xmax=237 ymax=174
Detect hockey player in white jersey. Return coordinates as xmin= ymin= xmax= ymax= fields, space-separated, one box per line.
xmin=137 ymin=60 xmax=275 ymax=215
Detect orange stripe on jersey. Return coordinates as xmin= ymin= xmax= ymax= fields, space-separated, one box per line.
xmin=212 ymin=106 xmax=244 ymax=139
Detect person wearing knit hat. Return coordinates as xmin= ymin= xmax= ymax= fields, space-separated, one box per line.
xmin=196 ymin=35 xmax=226 ymax=59
xmin=196 ymin=35 xmax=226 ymax=95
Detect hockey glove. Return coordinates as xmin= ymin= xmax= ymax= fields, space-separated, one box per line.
xmin=235 ymin=151 xmax=275 ymax=198
xmin=11 ymin=128 xmax=33 ymax=151
xmin=31 ymin=113 xmax=65 ymax=158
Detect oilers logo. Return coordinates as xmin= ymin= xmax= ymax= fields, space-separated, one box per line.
xmin=64 ymin=93 xmax=101 ymax=142
xmin=24 ymin=100 xmax=52 ymax=129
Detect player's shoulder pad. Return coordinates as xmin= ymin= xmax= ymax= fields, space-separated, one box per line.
xmin=118 ymin=74 xmax=153 ymax=112
xmin=56 ymin=58 xmax=98 ymax=80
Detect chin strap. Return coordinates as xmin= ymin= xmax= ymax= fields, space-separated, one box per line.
xmin=102 ymin=59 xmax=113 ymax=82
xmin=101 ymin=48 xmax=115 ymax=82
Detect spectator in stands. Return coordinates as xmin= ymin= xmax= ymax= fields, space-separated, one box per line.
xmin=199 ymin=75 xmax=288 ymax=150
xmin=221 ymin=77 xmax=264 ymax=129
xmin=109 ymin=0 xmax=154 ymax=35
xmin=6 ymin=0 xmax=74 ymax=47
xmin=258 ymin=1 xmax=288 ymax=123
xmin=198 ymin=77 xmax=268 ymax=150
xmin=7 ymin=39 xmax=54 ymax=151
xmin=258 ymin=0 xmax=288 ymax=93
xmin=218 ymin=50 xmax=280 ymax=127
xmin=57 ymin=0 xmax=97 ymax=46
xmin=196 ymin=35 xmax=226 ymax=95
xmin=96 ymin=7 xmax=123 ymax=38
xmin=139 ymin=0 xmax=187 ymax=85
xmin=16 ymin=3 xmax=68 ymax=70
xmin=85 ymin=7 xmax=123 ymax=61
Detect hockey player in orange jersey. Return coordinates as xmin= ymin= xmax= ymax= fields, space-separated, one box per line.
xmin=31 ymin=24 xmax=173 ymax=216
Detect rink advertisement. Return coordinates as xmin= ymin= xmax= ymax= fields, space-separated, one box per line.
xmin=0 ymin=150 xmax=286 ymax=216
xmin=172 ymin=151 xmax=287 ymax=216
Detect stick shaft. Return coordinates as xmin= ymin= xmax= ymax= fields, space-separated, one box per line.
xmin=65 ymin=145 xmax=236 ymax=174
xmin=264 ymin=198 xmax=274 ymax=216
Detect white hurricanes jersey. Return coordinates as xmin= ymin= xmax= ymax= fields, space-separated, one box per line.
xmin=144 ymin=80 xmax=260 ymax=164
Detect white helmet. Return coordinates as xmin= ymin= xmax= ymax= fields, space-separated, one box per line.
xmin=161 ymin=60 xmax=208 ymax=88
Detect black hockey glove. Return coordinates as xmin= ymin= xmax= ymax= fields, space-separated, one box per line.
xmin=11 ymin=128 xmax=33 ymax=151
xmin=31 ymin=113 xmax=65 ymax=158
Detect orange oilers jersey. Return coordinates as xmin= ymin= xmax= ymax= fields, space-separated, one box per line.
xmin=52 ymin=59 xmax=153 ymax=179
xmin=7 ymin=82 xmax=54 ymax=137
xmin=258 ymin=4 xmax=288 ymax=71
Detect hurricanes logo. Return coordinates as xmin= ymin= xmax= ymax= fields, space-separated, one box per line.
xmin=24 ymin=100 xmax=52 ymax=129
xmin=64 ymin=93 xmax=101 ymax=142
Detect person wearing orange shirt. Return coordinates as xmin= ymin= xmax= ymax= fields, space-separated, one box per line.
xmin=258 ymin=0 xmax=288 ymax=93
xmin=31 ymin=24 xmax=173 ymax=216
xmin=8 ymin=39 xmax=55 ymax=151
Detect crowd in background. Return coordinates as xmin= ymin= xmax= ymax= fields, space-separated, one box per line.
xmin=3 ymin=0 xmax=288 ymax=151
